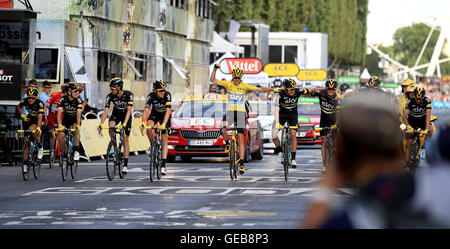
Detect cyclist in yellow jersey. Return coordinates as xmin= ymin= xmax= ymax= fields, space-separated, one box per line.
xmin=210 ymin=63 xmax=273 ymax=174
xmin=398 ymin=79 xmax=415 ymax=123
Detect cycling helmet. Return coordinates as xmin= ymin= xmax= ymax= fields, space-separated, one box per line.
xmin=406 ymin=84 xmax=416 ymax=93
xmin=26 ymin=87 xmax=39 ymax=98
xmin=401 ymin=79 xmax=414 ymax=87
xmin=340 ymin=83 xmax=350 ymax=93
xmin=368 ymin=76 xmax=381 ymax=88
xmin=283 ymin=78 xmax=296 ymax=89
xmin=66 ymin=82 xmax=79 ymax=92
xmin=153 ymin=80 xmax=167 ymax=90
xmin=109 ymin=77 xmax=123 ymax=89
xmin=231 ymin=67 xmax=244 ymax=78
xmin=325 ymin=79 xmax=337 ymax=89
xmin=414 ymin=86 xmax=426 ymax=99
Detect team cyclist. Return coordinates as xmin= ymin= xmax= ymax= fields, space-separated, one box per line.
xmin=141 ymin=80 xmax=172 ymax=176
xmin=17 ymin=87 xmax=45 ymax=163
xmin=273 ymin=78 xmax=308 ymax=168
xmin=98 ymin=78 xmax=134 ymax=174
xmin=210 ymin=64 xmax=273 ymax=174
xmin=57 ymin=82 xmax=83 ymax=161
xmin=403 ymin=86 xmax=433 ymax=165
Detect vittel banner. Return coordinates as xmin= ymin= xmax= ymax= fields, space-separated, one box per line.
xmin=219 ymin=58 xmax=263 ymax=74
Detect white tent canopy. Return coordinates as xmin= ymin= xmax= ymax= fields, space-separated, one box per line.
xmin=360 ymin=68 xmax=371 ymax=79
xmin=210 ymin=31 xmax=245 ymax=54
xmin=209 ymin=52 xmax=270 ymax=87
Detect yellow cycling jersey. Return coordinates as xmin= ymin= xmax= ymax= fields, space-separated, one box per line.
xmin=398 ymin=95 xmax=408 ymax=122
xmin=217 ymin=80 xmax=259 ymax=112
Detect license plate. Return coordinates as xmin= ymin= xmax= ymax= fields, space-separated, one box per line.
xmin=189 ymin=140 xmax=214 ymax=146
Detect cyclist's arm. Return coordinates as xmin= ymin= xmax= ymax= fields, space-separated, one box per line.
xmin=425 ymin=109 xmax=431 ymax=131
xmin=258 ymin=87 xmax=274 ymax=93
xmin=37 ymin=102 xmax=44 ymax=128
xmin=76 ymin=108 xmax=82 ymax=128
xmin=99 ymin=107 xmax=109 ymax=126
xmin=57 ymin=106 xmax=63 ymax=127
xmin=17 ymin=105 xmax=23 ymax=116
xmin=123 ymin=105 xmax=132 ymax=125
xmin=142 ymin=107 xmax=150 ymax=124
xmin=210 ymin=66 xmax=219 ymax=84
xmin=403 ymin=109 xmax=410 ymax=127
xmin=162 ymin=108 xmax=171 ymax=126
xmin=304 ymin=88 xmax=324 ymax=97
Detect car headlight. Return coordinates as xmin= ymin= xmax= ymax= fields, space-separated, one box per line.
xmin=169 ymin=129 xmax=179 ymax=135
xmin=168 ymin=145 xmax=175 ymax=150
xmin=314 ymin=124 xmax=320 ymax=129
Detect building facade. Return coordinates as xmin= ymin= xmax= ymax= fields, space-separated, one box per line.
xmin=14 ymin=0 xmax=214 ymax=110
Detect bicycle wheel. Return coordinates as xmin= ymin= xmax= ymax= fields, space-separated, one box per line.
xmin=117 ymin=142 xmax=125 ymax=179
xmin=49 ymin=137 xmax=57 ymax=169
xmin=283 ymin=131 xmax=290 ymax=181
xmin=409 ymin=137 xmax=420 ymax=170
xmin=229 ymin=140 xmax=236 ymax=180
xmin=21 ymin=140 xmax=31 ymax=181
xmin=149 ymin=143 xmax=155 ymax=182
xmin=32 ymin=147 xmax=41 ymax=179
xmin=70 ymin=149 xmax=78 ymax=179
xmin=60 ymin=140 xmax=69 ymax=181
xmin=106 ymin=141 xmax=117 ymax=181
xmin=156 ymin=143 xmax=162 ymax=180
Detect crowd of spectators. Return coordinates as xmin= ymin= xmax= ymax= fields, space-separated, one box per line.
xmin=420 ymin=78 xmax=450 ymax=102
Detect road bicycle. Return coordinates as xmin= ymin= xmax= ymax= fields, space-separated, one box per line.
xmin=279 ymin=122 xmax=298 ymax=182
xmin=16 ymin=129 xmax=41 ymax=181
xmin=224 ymin=125 xmax=241 ymax=180
xmin=408 ymin=128 xmax=428 ymax=171
xmin=142 ymin=124 xmax=164 ymax=182
xmin=100 ymin=125 xmax=126 ymax=181
xmin=55 ymin=127 xmax=78 ymax=181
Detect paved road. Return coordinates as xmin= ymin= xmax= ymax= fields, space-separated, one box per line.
xmin=0 ymin=145 xmax=351 ymax=229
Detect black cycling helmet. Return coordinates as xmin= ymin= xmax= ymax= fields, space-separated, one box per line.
xmin=109 ymin=77 xmax=123 ymax=89
xmin=26 ymin=87 xmax=39 ymax=98
xmin=340 ymin=83 xmax=350 ymax=93
xmin=153 ymin=80 xmax=167 ymax=90
xmin=66 ymin=82 xmax=79 ymax=92
xmin=414 ymin=86 xmax=426 ymax=99
xmin=325 ymin=79 xmax=337 ymax=89
xmin=368 ymin=76 xmax=381 ymax=88
xmin=282 ymin=78 xmax=296 ymax=89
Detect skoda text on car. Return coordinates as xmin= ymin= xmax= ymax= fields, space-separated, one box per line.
xmin=248 ymin=100 xmax=277 ymax=149
xmin=296 ymin=97 xmax=321 ymax=144
xmin=167 ymin=94 xmax=264 ymax=162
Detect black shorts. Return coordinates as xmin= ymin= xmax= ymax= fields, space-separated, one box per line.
xmin=320 ymin=114 xmax=336 ymax=137
xmin=222 ymin=111 xmax=246 ymax=135
xmin=23 ymin=119 xmax=38 ymax=130
xmin=279 ymin=111 xmax=298 ymax=130
xmin=62 ymin=115 xmax=80 ymax=129
xmin=408 ymin=116 xmax=426 ymax=130
xmin=148 ymin=111 xmax=171 ymax=134
xmin=110 ymin=111 xmax=132 ymax=136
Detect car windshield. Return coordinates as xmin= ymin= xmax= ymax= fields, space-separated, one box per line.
xmin=175 ymin=101 xmax=227 ymax=118
xmin=298 ymin=103 xmax=321 ymax=115
xmin=249 ymin=102 xmax=275 ymax=116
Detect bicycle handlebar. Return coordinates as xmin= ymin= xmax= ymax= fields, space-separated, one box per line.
xmin=314 ymin=124 xmax=337 ymax=131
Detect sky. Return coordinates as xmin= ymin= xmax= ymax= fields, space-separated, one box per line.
xmin=367 ymin=0 xmax=450 ymax=46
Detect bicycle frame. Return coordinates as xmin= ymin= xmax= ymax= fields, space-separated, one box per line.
xmin=16 ymin=129 xmax=41 ymax=181
xmin=226 ymin=127 xmax=239 ymax=180
xmin=142 ymin=125 xmax=164 ymax=182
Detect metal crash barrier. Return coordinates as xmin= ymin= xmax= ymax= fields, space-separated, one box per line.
xmin=79 ymin=116 xmax=150 ymax=162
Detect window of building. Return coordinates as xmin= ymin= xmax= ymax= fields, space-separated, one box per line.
xmin=269 ymin=45 xmax=282 ymax=63
xmin=97 ymin=51 xmax=123 ymax=82
xmin=34 ymin=48 xmax=60 ymax=81
xmin=242 ymin=45 xmax=257 ymax=58
xmin=169 ymin=0 xmax=187 ymax=10
xmin=284 ymin=46 xmax=298 ymax=63
xmin=196 ymin=0 xmax=213 ymax=19
xmin=134 ymin=54 xmax=147 ymax=81
xmin=163 ymin=58 xmax=172 ymax=85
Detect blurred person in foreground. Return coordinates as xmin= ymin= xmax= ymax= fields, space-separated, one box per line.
xmin=301 ymin=92 xmax=406 ymax=229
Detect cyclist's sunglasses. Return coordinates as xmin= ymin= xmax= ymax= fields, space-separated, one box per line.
xmin=233 ymin=77 xmax=241 ymax=80
xmin=155 ymin=89 xmax=166 ymax=92
xmin=287 ymin=88 xmax=296 ymax=91
xmin=26 ymin=96 xmax=37 ymax=100
xmin=71 ymin=90 xmax=80 ymax=93
xmin=327 ymin=87 xmax=336 ymax=90
xmin=110 ymin=87 xmax=119 ymax=91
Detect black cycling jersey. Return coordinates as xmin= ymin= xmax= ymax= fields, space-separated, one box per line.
xmin=311 ymin=90 xmax=338 ymax=117
xmin=59 ymin=96 xmax=82 ymax=118
xmin=105 ymin=90 xmax=134 ymax=114
xmin=19 ymin=99 xmax=44 ymax=120
xmin=145 ymin=91 xmax=172 ymax=113
xmin=406 ymin=97 xmax=432 ymax=119
xmin=277 ymin=88 xmax=302 ymax=113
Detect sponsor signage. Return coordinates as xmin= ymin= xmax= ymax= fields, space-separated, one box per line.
xmin=380 ymin=82 xmax=399 ymax=88
xmin=298 ymin=97 xmax=319 ymax=104
xmin=220 ymin=58 xmax=263 ymax=74
xmin=0 ymin=63 xmax=25 ymax=102
xmin=338 ymin=76 xmax=360 ymax=85
xmin=297 ymin=69 xmax=327 ymax=81
xmin=263 ymin=63 xmax=299 ymax=77
xmin=298 ymin=116 xmax=310 ymax=123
